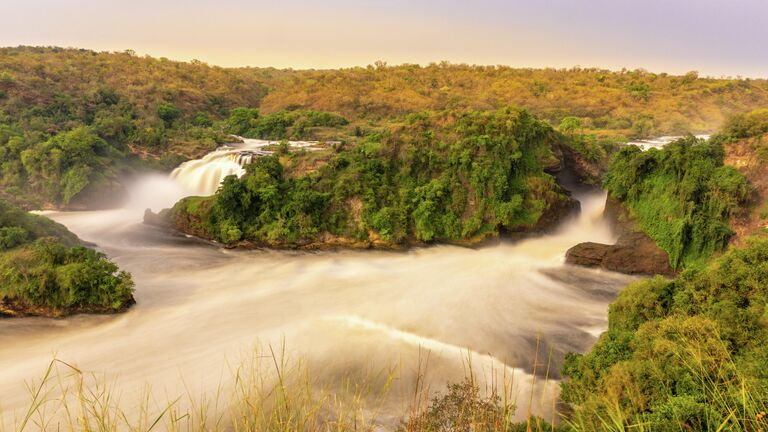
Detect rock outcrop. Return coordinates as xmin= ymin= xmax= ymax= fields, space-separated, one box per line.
xmin=566 ymin=197 xmax=676 ymax=277
xmin=550 ymin=143 xmax=605 ymax=186
xmin=566 ymin=232 xmax=675 ymax=277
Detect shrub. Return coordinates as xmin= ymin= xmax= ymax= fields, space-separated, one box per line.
xmin=156 ymin=102 xmax=181 ymax=126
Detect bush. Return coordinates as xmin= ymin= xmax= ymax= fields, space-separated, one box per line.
xmin=156 ymin=102 xmax=181 ymax=126
xmin=0 ymin=226 xmax=28 ymax=250
xmin=719 ymin=109 xmax=768 ymax=140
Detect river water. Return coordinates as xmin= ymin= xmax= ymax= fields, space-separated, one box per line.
xmin=0 ymin=141 xmax=636 ymax=428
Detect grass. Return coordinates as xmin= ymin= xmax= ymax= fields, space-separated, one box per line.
xmin=2 ymin=340 xmax=565 ymax=432
xmin=7 ymin=337 xmax=765 ymax=431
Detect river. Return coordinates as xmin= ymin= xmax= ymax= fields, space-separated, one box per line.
xmin=0 ymin=140 xmax=636 ymax=428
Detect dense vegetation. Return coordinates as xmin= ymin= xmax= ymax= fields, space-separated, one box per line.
xmin=603 ymin=137 xmax=750 ymax=268
xmin=4 ymin=45 xmax=768 ymax=428
xmin=0 ymin=47 xmax=267 ymax=208
xmin=718 ymin=108 xmax=768 ymax=142
xmin=3 ymin=46 xmax=768 ymax=209
xmin=172 ymin=107 xmax=572 ymax=247
xmin=254 ymin=63 xmax=768 ymax=139
xmin=561 ymin=236 xmax=768 ymax=430
xmin=0 ymin=199 xmax=134 ymax=316
xmin=226 ymin=107 xmax=349 ymax=140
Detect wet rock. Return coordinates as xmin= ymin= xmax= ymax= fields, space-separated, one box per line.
xmin=532 ymin=193 xmax=581 ymax=232
xmin=602 ymin=232 xmax=675 ymax=277
xmin=565 ymin=197 xmax=676 ymax=277
xmin=567 ymin=233 xmax=674 ymax=277
xmin=565 ymin=242 xmax=609 ymax=268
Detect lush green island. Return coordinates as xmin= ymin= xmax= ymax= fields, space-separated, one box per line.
xmin=0 ymin=199 xmax=134 ymax=317
xmin=170 ymin=107 xmax=579 ymax=248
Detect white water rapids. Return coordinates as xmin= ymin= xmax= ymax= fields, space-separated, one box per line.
xmin=0 ymin=142 xmax=636 ymax=428
xmin=170 ymin=138 xmax=323 ymax=196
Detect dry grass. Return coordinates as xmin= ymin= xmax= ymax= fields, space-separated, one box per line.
xmin=2 ymin=340 xmax=562 ymax=432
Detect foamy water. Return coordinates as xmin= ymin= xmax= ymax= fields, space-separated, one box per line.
xmin=627 ymin=134 xmax=711 ymax=151
xmin=0 ymin=145 xmax=635 ymax=428
xmin=170 ymin=138 xmax=323 ymax=196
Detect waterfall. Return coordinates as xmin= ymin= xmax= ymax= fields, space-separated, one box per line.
xmin=169 ymin=138 xmax=323 ymax=196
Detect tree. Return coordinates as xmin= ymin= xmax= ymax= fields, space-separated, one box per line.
xmin=156 ymin=102 xmax=181 ymax=127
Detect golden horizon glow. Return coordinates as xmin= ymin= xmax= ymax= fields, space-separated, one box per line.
xmin=3 ymin=0 xmax=767 ymax=78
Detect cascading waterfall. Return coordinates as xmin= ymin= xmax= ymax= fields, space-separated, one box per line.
xmin=169 ymin=137 xmax=323 ymax=196
xmin=628 ymin=134 xmax=710 ymax=151
xmin=170 ymin=140 xmax=270 ymax=196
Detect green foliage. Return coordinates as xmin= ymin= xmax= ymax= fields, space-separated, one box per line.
xmin=0 ymin=199 xmax=77 ymax=243
xmin=719 ymin=108 xmax=768 ymax=141
xmin=561 ymin=237 xmax=768 ymax=431
xmin=192 ymin=111 xmax=213 ymax=127
xmin=625 ymin=81 xmax=650 ymax=101
xmin=1 ymin=126 xmax=121 ymax=206
xmin=224 ymin=108 xmax=349 ymax=140
xmin=559 ymin=116 xmax=583 ymax=134
xmin=0 ymin=199 xmax=134 ymax=314
xmin=0 ymin=226 xmax=28 ymax=250
xmin=156 ymin=102 xmax=181 ymax=126
xmin=0 ymin=47 xmax=266 ymax=207
xmin=175 ymin=107 xmax=568 ymax=247
xmin=603 ymin=136 xmax=750 ymax=268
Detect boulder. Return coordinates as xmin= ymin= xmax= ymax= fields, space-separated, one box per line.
xmin=566 ymin=232 xmax=674 ymax=277
xmin=565 ymin=242 xmax=609 ymax=268
xmin=566 ymin=198 xmax=676 ymax=277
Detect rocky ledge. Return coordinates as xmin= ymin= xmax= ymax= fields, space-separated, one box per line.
xmin=565 ymin=197 xmax=675 ymax=277
xmin=0 ymin=296 xmax=136 ymax=319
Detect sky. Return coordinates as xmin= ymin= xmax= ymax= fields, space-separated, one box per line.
xmin=2 ymin=0 xmax=767 ymax=77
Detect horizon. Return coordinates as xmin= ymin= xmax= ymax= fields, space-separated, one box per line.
xmin=3 ymin=45 xmax=765 ymax=81
xmin=3 ymin=0 xmax=768 ymax=79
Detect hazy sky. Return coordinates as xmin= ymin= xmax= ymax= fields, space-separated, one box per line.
xmin=3 ymin=0 xmax=767 ymax=77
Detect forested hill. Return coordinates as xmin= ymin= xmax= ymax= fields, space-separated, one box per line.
xmin=0 ymin=47 xmax=267 ymax=133
xmin=4 ymin=46 xmax=768 ymax=139
xmin=2 ymin=46 xmax=768 ymax=210
xmin=0 ymin=47 xmax=269 ymax=209
xmin=254 ymin=62 xmax=768 ymax=136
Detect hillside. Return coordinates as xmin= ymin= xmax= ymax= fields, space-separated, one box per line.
xmin=2 ymin=47 xmax=768 ymax=210
xmin=557 ymin=111 xmax=768 ymax=430
xmin=255 ymin=63 xmax=768 ymax=138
